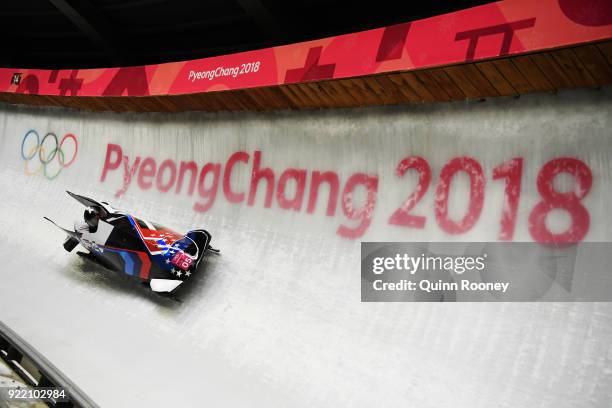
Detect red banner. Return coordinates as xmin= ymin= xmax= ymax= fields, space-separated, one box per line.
xmin=1 ymin=0 xmax=610 ymax=97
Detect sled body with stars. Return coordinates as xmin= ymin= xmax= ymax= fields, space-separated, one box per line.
xmin=45 ymin=191 xmax=218 ymax=294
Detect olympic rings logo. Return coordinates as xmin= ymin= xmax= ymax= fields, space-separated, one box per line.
xmin=20 ymin=130 xmax=79 ymax=180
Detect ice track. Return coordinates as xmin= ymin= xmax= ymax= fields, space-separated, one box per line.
xmin=0 ymin=88 xmax=611 ymax=407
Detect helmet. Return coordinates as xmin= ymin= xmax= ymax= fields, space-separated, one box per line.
xmin=84 ymin=206 xmax=100 ymax=227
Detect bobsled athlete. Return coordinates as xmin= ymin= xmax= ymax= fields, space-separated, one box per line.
xmin=75 ymin=206 xmax=102 ymax=234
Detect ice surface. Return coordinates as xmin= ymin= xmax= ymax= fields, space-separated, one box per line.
xmin=0 ymin=88 xmax=611 ymax=407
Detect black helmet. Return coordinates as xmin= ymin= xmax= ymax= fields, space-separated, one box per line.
xmin=84 ymin=206 xmax=100 ymax=227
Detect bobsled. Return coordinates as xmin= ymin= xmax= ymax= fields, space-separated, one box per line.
xmin=45 ymin=191 xmax=219 ymax=296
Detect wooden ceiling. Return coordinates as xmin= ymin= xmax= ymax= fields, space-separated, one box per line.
xmin=0 ymin=39 xmax=610 ymax=113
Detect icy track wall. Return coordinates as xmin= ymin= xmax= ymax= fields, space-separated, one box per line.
xmin=8 ymin=90 xmax=612 ymax=244
xmin=0 ymin=87 xmax=611 ymax=408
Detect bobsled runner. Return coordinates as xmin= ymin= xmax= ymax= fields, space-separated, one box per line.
xmin=45 ymin=191 xmax=219 ymax=297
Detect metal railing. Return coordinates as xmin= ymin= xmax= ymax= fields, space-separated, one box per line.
xmin=0 ymin=321 xmax=99 ymax=408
